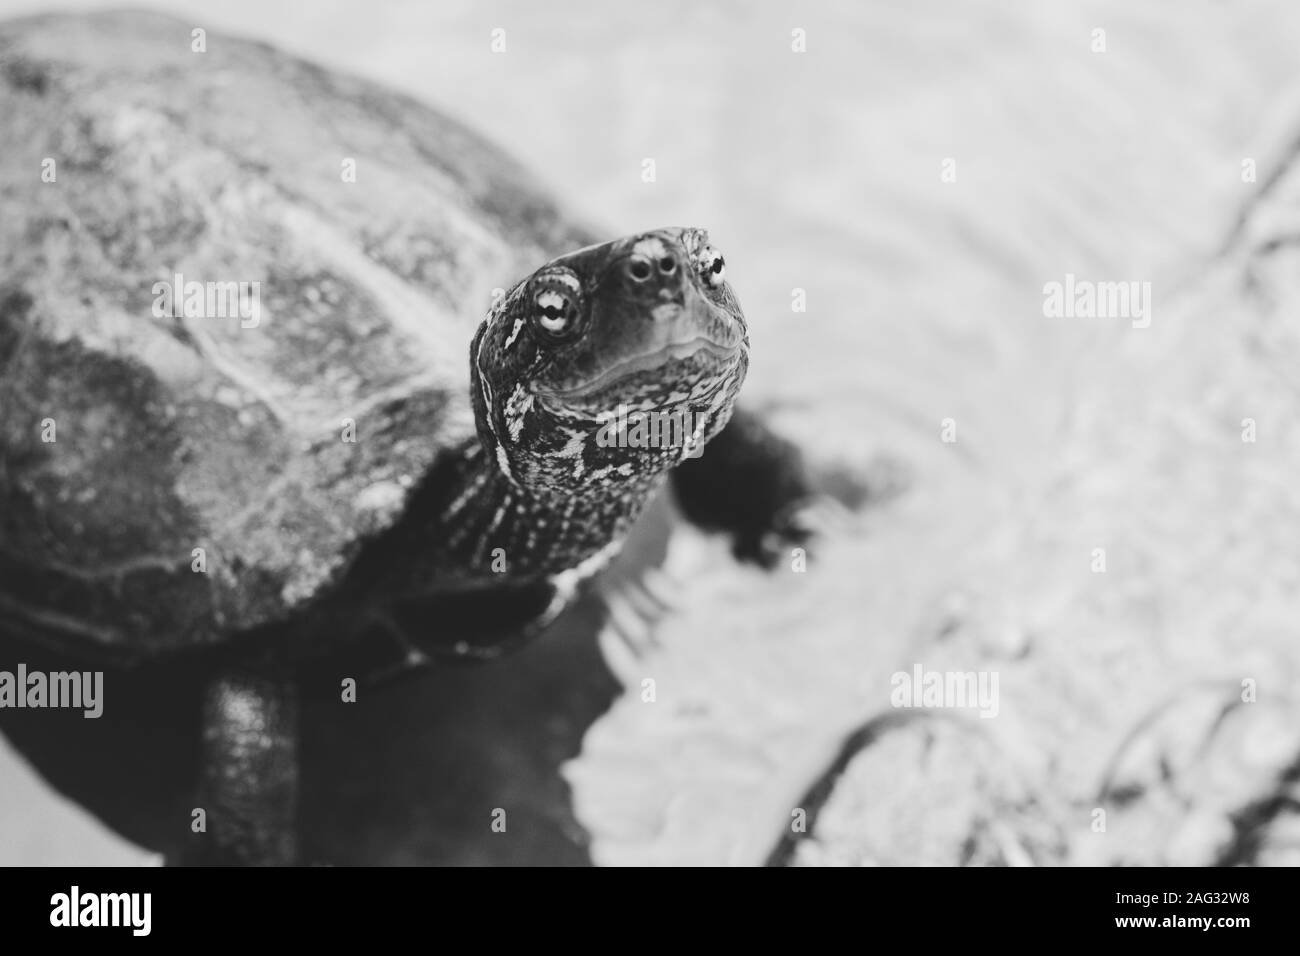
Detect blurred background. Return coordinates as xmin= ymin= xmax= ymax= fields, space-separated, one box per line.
xmin=3 ymin=0 xmax=1300 ymax=865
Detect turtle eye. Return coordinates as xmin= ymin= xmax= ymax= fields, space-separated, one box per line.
xmin=529 ymin=275 xmax=583 ymax=340
xmin=697 ymin=246 xmax=726 ymax=289
xmin=527 ymin=267 xmax=583 ymax=339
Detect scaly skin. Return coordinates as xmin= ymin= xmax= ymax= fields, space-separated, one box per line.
xmin=459 ymin=226 xmax=748 ymax=582
xmin=342 ymin=227 xmax=754 ymax=661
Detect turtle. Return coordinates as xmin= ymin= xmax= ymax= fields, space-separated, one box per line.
xmin=0 ymin=11 xmax=815 ymax=865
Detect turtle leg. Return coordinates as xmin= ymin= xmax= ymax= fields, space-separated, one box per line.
xmin=392 ymin=579 xmax=568 ymax=664
xmin=671 ymin=407 xmax=816 ymax=568
xmin=181 ymin=665 xmax=299 ymax=866
xmin=323 ymin=580 xmax=570 ymax=693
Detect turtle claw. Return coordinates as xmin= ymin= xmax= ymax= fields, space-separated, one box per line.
xmin=725 ymin=494 xmax=820 ymax=569
xmin=596 ymin=623 xmax=641 ymax=685
xmin=734 ymin=494 xmax=849 ymax=569
xmin=636 ymin=566 xmax=680 ymax=613
xmin=603 ymin=583 xmax=662 ymax=658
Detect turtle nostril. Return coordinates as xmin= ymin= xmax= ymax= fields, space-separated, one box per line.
xmin=657 ymin=256 xmax=676 ymax=275
xmin=627 ymin=257 xmax=653 ymax=282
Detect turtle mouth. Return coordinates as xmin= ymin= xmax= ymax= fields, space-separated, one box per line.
xmin=537 ymin=337 xmax=740 ymax=401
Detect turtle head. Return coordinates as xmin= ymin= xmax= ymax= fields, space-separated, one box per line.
xmin=471 ymin=226 xmax=748 ymax=501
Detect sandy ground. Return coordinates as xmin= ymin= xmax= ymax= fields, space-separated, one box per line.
xmin=3 ymin=0 xmax=1300 ymax=865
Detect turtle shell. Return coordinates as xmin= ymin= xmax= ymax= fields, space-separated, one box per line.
xmin=0 ymin=11 xmax=595 ymax=659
